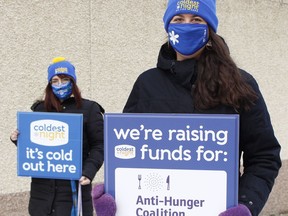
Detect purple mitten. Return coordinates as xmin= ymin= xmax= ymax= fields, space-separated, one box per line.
xmin=219 ymin=204 xmax=252 ymax=216
xmin=92 ymin=183 xmax=116 ymax=216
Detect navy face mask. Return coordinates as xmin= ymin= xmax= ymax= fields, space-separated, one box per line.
xmin=52 ymin=81 xmax=73 ymax=100
xmin=168 ymin=23 xmax=209 ymax=56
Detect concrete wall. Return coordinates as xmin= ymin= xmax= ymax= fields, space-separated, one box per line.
xmin=0 ymin=0 xmax=287 ymax=215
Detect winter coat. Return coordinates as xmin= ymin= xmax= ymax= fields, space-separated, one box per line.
xmin=27 ymin=97 xmax=104 ymax=216
xmin=123 ymin=43 xmax=281 ymax=216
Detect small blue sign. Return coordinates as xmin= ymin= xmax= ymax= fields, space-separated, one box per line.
xmin=17 ymin=112 xmax=83 ymax=180
xmin=104 ymin=113 xmax=239 ymax=216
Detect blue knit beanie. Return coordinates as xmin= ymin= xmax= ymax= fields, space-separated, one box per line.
xmin=47 ymin=57 xmax=76 ymax=82
xmin=163 ymin=0 xmax=218 ymax=33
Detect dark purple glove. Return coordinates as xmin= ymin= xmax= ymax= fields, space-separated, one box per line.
xmin=219 ymin=204 xmax=252 ymax=216
xmin=92 ymin=183 xmax=116 ymax=216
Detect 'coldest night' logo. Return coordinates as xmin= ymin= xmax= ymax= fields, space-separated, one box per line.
xmin=115 ymin=145 xmax=136 ymax=159
xmin=30 ymin=120 xmax=69 ymax=146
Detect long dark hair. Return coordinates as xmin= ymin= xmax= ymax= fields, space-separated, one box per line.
xmin=44 ymin=75 xmax=82 ymax=112
xmin=193 ymin=30 xmax=258 ymax=111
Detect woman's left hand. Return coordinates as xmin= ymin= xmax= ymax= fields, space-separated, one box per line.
xmin=79 ymin=176 xmax=91 ymax=185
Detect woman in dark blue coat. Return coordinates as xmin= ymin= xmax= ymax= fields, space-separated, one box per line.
xmin=93 ymin=0 xmax=281 ymax=215
xmin=11 ymin=57 xmax=104 ymax=216
xmin=122 ymin=42 xmax=281 ymax=216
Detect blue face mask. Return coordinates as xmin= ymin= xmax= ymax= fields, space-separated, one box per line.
xmin=52 ymin=81 xmax=73 ymax=100
xmin=168 ymin=23 xmax=209 ymax=56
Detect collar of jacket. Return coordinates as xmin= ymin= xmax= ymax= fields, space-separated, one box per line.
xmin=60 ymin=97 xmax=76 ymax=105
xmin=156 ymin=43 xmax=197 ymax=90
xmin=30 ymin=97 xmax=76 ymax=111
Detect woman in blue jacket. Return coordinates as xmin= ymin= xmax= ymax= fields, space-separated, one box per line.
xmin=93 ymin=0 xmax=281 ymax=215
xmin=11 ymin=57 xmax=104 ymax=216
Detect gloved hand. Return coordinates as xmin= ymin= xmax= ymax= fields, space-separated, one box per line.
xmin=92 ymin=183 xmax=116 ymax=216
xmin=218 ymin=204 xmax=252 ymax=216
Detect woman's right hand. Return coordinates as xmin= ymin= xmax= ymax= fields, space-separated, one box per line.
xmin=10 ymin=129 xmax=19 ymax=141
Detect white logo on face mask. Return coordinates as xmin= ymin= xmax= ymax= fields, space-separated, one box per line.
xmin=169 ymin=30 xmax=180 ymax=45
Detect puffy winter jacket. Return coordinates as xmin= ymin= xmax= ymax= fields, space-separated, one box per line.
xmin=123 ymin=43 xmax=281 ymax=216
xmin=28 ymin=97 xmax=104 ymax=216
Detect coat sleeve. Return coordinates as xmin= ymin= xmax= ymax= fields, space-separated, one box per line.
xmin=10 ymin=138 xmax=17 ymax=146
xmin=82 ymin=102 xmax=104 ymax=181
xmin=239 ymin=76 xmax=281 ymax=216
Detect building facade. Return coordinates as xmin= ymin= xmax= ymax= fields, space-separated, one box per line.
xmin=0 ymin=0 xmax=287 ymax=215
